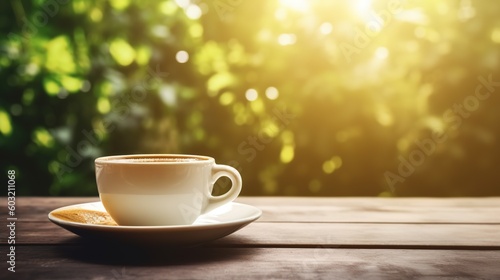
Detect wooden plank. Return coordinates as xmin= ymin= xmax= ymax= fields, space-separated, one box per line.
xmin=239 ymin=197 xmax=500 ymax=208
xmin=3 ymin=197 xmax=500 ymax=223
xmin=2 ymin=197 xmax=500 ymax=279
xmin=214 ymin=222 xmax=500 ymax=248
xmin=9 ymin=196 xmax=500 ymax=208
xmin=2 ymin=246 xmax=500 ymax=280
xmin=4 ymin=220 xmax=500 ymax=248
xmin=2 ymin=197 xmax=499 ymax=247
xmin=239 ymin=197 xmax=500 ymax=223
xmin=254 ymin=205 xmax=500 ymax=223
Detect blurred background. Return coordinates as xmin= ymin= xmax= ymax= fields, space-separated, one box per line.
xmin=1 ymin=0 xmax=499 ymax=197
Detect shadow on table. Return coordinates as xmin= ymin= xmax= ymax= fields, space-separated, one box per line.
xmin=56 ymin=236 xmax=258 ymax=266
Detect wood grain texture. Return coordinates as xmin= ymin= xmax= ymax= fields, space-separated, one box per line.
xmin=1 ymin=197 xmax=499 ymax=279
xmin=2 ymin=197 xmax=500 ymax=247
xmin=241 ymin=197 xmax=500 ymax=223
xmin=4 ymin=197 xmax=500 ymax=223
xmin=5 ymin=221 xmax=500 ymax=248
xmin=2 ymin=246 xmax=499 ymax=280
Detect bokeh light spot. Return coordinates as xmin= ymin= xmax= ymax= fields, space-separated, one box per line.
xmin=43 ymin=78 xmax=60 ymax=96
xmin=0 ymin=110 xmax=12 ymax=135
xmin=176 ymin=50 xmax=189 ymax=63
xmin=250 ymin=98 xmax=265 ymax=113
xmin=109 ymin=38 xmax=136 ymax=66
xmin=278 ymin=33 xmax=297 ymax=46
xmin=97 ymin=97 xmax=111 ymax=114
xmin=160 ymin=1 xmax=178 ymax=15
xmin=90 ymin=8 xmax=102 ymax=22
xmin=265 ymin=87 xmax=279 ymax=100
xmin=280 ymin=144 xmax=295 ymax=163
xmin=219 ymin=91 xmax=235 ymax=106
xmin=110 ymin=0 xmax=130 ymax=10
xmin=186 ymin=4 xmax=202 ymax=20
xmin=245 ymin=88 xmax=258 ymax=101
xmin=189 ymin=23 xmax=204 ymax=38
xmin=175 ymin=0 xmax=190 ymax=9
xmin=322 ymin=156 xmax=343 ymax=174
xmin=319 ymin=22 xmax=333 ymax=35
xmin=491 ymin=28 xmax=500 ymax=44
xmin=279 ymin=0 xmax=309 ymax=12
xmin=33 ymin=128 xmax=54 ymax=148
xmin=375 ymin=47 xmax=389 ymax=60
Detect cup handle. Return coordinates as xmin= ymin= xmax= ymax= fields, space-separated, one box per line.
xmin=203 ymin=164 xmax=242 ymax=214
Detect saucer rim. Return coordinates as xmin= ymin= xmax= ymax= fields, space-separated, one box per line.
xmin=48 ymin=201 xmax=262 ymax=231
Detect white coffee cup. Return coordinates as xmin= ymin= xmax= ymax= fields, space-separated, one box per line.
xmin=94 ymin=154 xmax=242 ymax=226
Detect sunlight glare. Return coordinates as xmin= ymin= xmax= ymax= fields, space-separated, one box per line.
xmin=279 ymin=0 xmax=309 ymax=12
xmin=275 ymin=8 xmax=287 ymax=20
xmin=319 ymin=22 xmax=333 ymax=35
xmin=353 ymin=0 xmax=372 ymax=19
xmin=374 ymin=47 xmax=389 ymax=60
xmin=278 ymin=33 xmax=297 ymax=46
xmin=175 ymin=0 xmax=190 ymax=9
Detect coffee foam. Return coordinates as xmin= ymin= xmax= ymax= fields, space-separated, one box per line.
xmin=52 ymin=209 xmax=117 ymax=226
xmin=105 ymin=157 xmax=204 ymax=163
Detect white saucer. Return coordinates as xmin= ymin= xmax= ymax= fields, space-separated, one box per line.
xmin=48 ymin=201 xmax=261 ymax=246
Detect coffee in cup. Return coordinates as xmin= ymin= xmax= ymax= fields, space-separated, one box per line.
xmin=94 ymin=154 xmax=242 ymax=226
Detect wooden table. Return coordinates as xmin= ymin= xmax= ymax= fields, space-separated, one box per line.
xmin=2 ymin=197 xmax=500 ymax=279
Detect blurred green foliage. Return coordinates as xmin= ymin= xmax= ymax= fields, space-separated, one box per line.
xmin=1 ymin=0 xmax=500 ymax=196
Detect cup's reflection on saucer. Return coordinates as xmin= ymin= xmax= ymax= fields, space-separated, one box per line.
xmin=94 ymin=154 xmax=243 ymax=226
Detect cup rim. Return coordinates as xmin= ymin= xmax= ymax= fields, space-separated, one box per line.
xmin=94 ymin=154 xmax=214 ymax=165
